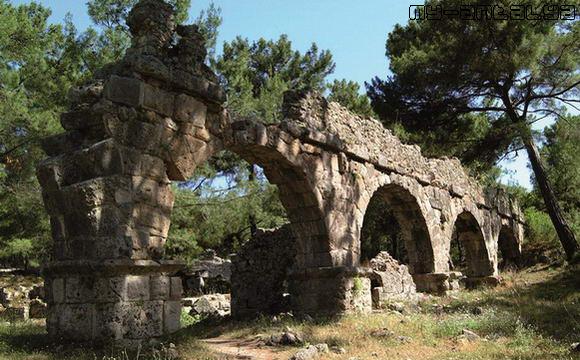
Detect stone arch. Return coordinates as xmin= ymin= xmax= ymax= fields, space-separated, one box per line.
xmin=451 ymin=211 xmax=494 ymax=278
xmin=360 ymin=182 xmax=435 ymax=275
xmin=226 ymin=143 xmax=329 ymax=269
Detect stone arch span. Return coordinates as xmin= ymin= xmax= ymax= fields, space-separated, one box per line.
xmin=228 ymin=142 xmax=330 ymax=269
xmin=451 ymin=211 xmax=495 ymax=280
xmin=359 ymin=183 xmax=435 ymax=275
xmin=35 ymin=0 xmax=526 ymax=345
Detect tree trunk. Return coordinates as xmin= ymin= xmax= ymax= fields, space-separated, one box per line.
xmin=248 ymin=164 xmax=258 ymax=237
xmin=523 ymin=135 xmax=578 ymax=261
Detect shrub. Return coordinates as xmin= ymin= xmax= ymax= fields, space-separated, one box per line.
xmin=523 ymin=207 xmax=559 ymax=250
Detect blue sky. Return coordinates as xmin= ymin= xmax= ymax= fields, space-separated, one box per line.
xmin=13 ymin=0 xmax=544 ymax=189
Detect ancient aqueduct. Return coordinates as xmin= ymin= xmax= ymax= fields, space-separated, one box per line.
xmin=36 ymin=0 xmax=525 ymax=345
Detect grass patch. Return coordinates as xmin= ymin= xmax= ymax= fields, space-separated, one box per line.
xmin=0 ymin=265 xmax=578 ymax=359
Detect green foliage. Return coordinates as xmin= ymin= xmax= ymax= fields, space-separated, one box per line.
xmin=215 ymin=35 xmax=335 ymax=123
xmin=87 ymin=0 xmax=191 ymax=29
xmin=367 ymin=0 xmax=580 ymax=170
xmin=360 ymin=198 xmax=406 ymax=264
xmin=327 ymin=79 xmax=375 ymax=117
xmin=194 ymin=2 xmax=222 ymax=61
xmin=539 ymin=115 xmax=580 ymax=216
xmin=180 ymin=309 xmax=201 ymax=327
xmin=0 ymin=238 xmax=33 ymax=266
xmin=167 ymin=165 xmax=288 ymax=261
xmin=524 ymin=115 xmax=580 ymax=250
xmin=352 ymin=277 xmax=364 ymax=296
xmin=0 ymin=0 xmax=90 ymax=268
xmin=523 ymin=207 xmax=559 ymax=250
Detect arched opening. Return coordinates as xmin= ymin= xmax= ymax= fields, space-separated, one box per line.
xmin=360 ymin=199 xmax=407 ymax=264
xmin=360 ymin=184 xmax=434 ymax=274
xmin=234 ymin=144 xmax=329 ymax=269
xmin=168 ymin=141 xmax=329 ymax=318
xmin=166 ymin=148 xmax=291 ymax=261
xmin=498 ymin=225 xmax=520 ymax=270
xmin=450 ymin=212 xmax=493 ymax=278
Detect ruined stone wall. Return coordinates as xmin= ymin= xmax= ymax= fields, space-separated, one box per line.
xmin=231 ymin=226 xmax=296 ymax=318
xmin=369 ymin=252 xmax=417 ymax=305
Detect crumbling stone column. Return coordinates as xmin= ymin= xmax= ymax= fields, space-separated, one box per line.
xmin=37 ymin=0 xmax=226 ymax=344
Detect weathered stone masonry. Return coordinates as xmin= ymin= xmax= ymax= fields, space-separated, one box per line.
xmin=36 ymin=0 xmax=525 ymax=344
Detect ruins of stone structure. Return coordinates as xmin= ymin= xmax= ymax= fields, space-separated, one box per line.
xmin=369 ymin=252 xmax=417 ymax=305
xmin=183 ymin=249 xmax=231 ymax=295
xmin=36 ymin=0 xmax=525 ymax=345
xmin=231 ymin=225 xmax=296 ymax=318
xmin=0 ymin=279 xmax=46 ymax=321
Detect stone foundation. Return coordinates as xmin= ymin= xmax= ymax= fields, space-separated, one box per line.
xmin=44 ymin=260 xmax=183 ymax=344
xmin=289 ymin=267 xmax=372 ymax=315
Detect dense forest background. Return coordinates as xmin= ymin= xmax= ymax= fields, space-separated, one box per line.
xmin=0 ymin=0 xmax=577 ymax=269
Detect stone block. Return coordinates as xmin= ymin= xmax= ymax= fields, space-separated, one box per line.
xmin=169 ymin=277 xmax=183 ymax=300
xmin=29 ymin=299 xmax=47 ymax=319
xmin=131 ymin=227 xmax=166 ymax=259
xmin=65 ymin=276 xmax=96 ymax=303
xmin=195 ymin=128 xmax=211 ymax=142
xmin=91 ymin=235 xmax=132 ymax=259
xmin=170 ymin=70 xmax=226 ymax=104
xmin=131 ymin=176 xmax=174 ymax=209
xmin=52 ymin=278 xmax=65 ymax=304
xmin=60 ymin=109 xmax=104 ymax=131
xmin=165 ymin=135 xmax=209 ymax=181
xmin=132 ymin=203 xmax=170 ymax=235
xmin=58 ymin=303 xmax=95 ymax=341
xmin=138 ymin=153 xmax=168 ymax=182
xmin=125 ymin=275 xmax=150 ymax=301
xmin=52 ymin=140 xmax=125 ymax=187
xmin=94 ymin=303 xmax=124 ymax=340
xmin=174 ymin=94 xmax=207 ymax=125
xmin=64 ymin=205 xmax=129 ymax=238
xmin=163 ymin=301 xmax=181 ymax=334
xmin=40 ymin=131 xmax=83 ymax=157
xmin=67 ymin=81 xmax=103 ymax=105
xmin=104 ymin=75 xmax=144 ymax=107
xmin=61 ymin=176 xmax=131 ymax=212
xmin=122 ymin=301 xmax=163 ymax=339
xmin=95 ymin=277 xmax=126 ymax=302
xmin=122 ymin=119 xmax=163 ymax=154
xmin=37 ymin=159 xmax=64 ymax=193
xmin=150 ymin=275 xmax=170 ymax=300
xmin=143 ymin=83 xmax=175 ymax=117
xmin=49 ymin=216 xmax=67 ymax=243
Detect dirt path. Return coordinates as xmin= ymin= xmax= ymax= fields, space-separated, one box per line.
xmin=201 ymin=337 xmax=292 ymax=360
